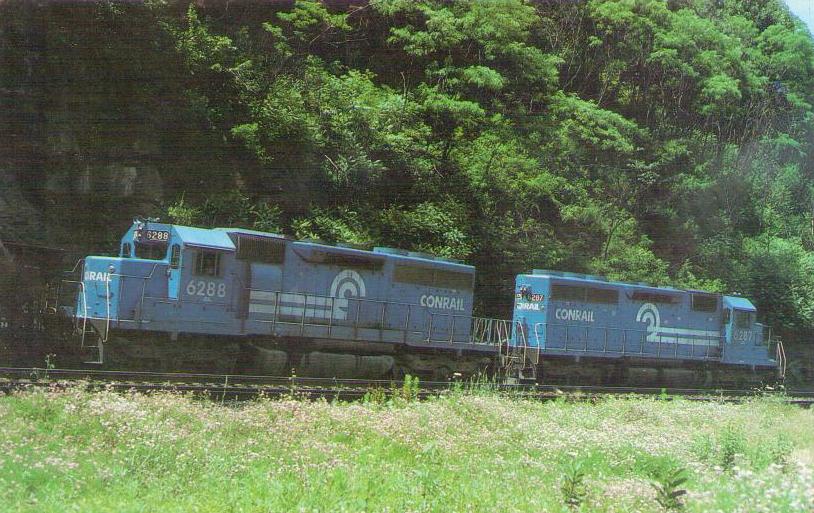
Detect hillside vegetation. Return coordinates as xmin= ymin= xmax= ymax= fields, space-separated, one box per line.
xmin=3 ymin=0 xmax=814 ymax=333
xmin=1 ymin=388 xmax=813 ymax=512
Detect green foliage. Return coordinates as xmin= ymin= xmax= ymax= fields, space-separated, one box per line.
xmin=362 ymin=387 xmax=389 ymax=405
xmin=560 ymin=459 xmax=587 ymax=509
xmin=737 ymin=236 xmax=814 ymax=332
xmin=719 ymin=425 xmax=745 ymax=471
xmin=396 ymin=374 xmax=421 ymax=402
xmin=166 ymin=193 xmax=282 ymax=234
xmin=292 ymin=207 xmax=372 ymax=246
xmin=651 ymin=465 xmax=688 ymax=510
xmin=378 ymin=202 xmax=473 ymax=259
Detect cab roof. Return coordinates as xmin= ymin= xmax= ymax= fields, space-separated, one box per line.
xmin=723 ymin=296 xmax=757 ymax=312
xmin=173 ymin=226 xmax=236 ymax=251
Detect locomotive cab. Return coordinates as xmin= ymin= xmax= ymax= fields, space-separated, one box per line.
xmin=78 ymin=220 xmax=238 ymax=338
xmin=720 ymin=296 xmax=776 ymax=367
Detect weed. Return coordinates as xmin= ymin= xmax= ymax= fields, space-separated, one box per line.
xmin=465 ymin=372 xmax=500 ymax=396
xmin=652 ymin=466 xmax=688 ymax=511
xmin=561 ymin=459 xmax=587 ymax=509
xmin=396 ymin=374 xmax=420 ymax=402
xmin=719 ymin=425 xmax=745 ymax=471
xmin=767 ymin=435 xmax=793 ymax=471
xmin=362 ymin=387 xmax=388 ymax=405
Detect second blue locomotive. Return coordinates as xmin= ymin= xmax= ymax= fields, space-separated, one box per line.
xmin=507 ymin=271 xmax=783 ymax=384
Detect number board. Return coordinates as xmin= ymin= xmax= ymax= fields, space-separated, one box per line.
xmin=142 ymin=230 xmax=170 ymax=244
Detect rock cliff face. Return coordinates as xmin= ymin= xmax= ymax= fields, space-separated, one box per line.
xmin=0 ymin=173 xmax=43 ymax=243
xmin=0 ymin=2 xmax=232 ymax=251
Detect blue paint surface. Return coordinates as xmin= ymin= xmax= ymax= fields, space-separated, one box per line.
xmin=510 ymin=270 xmax=778 ymax=368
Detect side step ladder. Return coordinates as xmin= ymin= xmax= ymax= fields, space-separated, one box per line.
xmin=79 ymin=323 xmax=105 ymax=365
xmin=501 ymin=351 xmax=537 ymax=383
xmin=497 ymin=321 xmax=540 ymax=384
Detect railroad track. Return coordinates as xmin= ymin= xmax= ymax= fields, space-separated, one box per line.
xmin=1 ymin=367 xmax=813 ymax=406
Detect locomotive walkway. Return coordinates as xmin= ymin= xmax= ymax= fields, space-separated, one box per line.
xmin=1 ymin=367 xmax=812 ymax=407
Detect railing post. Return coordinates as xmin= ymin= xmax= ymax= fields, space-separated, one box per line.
xmin=403 ymin=305 xmax=411 ymax=344
xmin=272 ymin=291 xmax=279 ymax=335
xmin=300 ymin=293 xmax=307 ymax=336
xmin=354 ymin=297 xmax=361 ymax=339
xmin=328 ymin=296 xmax=334 ymax=337
xmin=380 ymin=302 xmax=387 ymax=332
xmin=449 ymin=315 xmax=456 ymax=344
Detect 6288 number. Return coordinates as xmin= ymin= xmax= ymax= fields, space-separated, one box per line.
xmin=186 ymin=280 xmax=226 ymax=298
xmin=144 ymin=230 xmax=170 ymax=242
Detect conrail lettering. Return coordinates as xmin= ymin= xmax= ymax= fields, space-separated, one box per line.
xmin=420 ymin=294 xmax=465 ymax=311
xmin=84 ymin=271 xmax=112 ymax=282
xmin=555 ymin=308 xmax=595 ymax=323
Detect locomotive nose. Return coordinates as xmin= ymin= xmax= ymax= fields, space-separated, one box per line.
xmin=78 ymin=256 xmax=120 ymax=322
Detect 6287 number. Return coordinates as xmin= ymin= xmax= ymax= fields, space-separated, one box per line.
xmin=186 ymin=280 xmax=226 ymax=298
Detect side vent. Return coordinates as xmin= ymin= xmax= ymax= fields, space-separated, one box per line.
xmin=235 ymin=235 xmax=286 ymax=264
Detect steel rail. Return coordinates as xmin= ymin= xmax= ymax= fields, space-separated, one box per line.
xmin=0 ymin=367 xmax=812 ymax=406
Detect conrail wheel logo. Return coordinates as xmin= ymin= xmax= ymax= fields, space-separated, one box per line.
xmin=330 ymin=270 xmax=366 ymax=300
xmin=635 ymin=302 xmax=722 ymax=346
xmin=636 ymin=303 xmax=661 ymax=342
xmin=330 ymin=270 xmax=366 ymax=320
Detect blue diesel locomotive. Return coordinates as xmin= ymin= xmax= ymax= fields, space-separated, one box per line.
xmin=67 ymin=219 xmax=784 ymax=385
xmin=507 ymin=271 xmax=784 ymax=384
xmin=72 ymin=219 xmax=494 ymax=378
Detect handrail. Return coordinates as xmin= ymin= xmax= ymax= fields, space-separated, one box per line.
xmin=65 ymin=258 xmax=85 ymax=275
xmin=104 ymin=278 xmax=110 ymax=343
xmin=61 ymin=279 xmax=88 ymax=344
xmin=776 ymin=339 xmax=787 ymax=379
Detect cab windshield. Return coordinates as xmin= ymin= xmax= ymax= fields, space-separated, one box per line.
xmin=134 ymin=242 xmax=168 ymax=260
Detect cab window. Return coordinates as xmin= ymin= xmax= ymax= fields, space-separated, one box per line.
xmin=194 ymin=251 xmax=222 ymax=277
xmin=121 ymin=243 xmax=132 ymax=258
xmin=734 ymin=310 xmax=752 ymax=329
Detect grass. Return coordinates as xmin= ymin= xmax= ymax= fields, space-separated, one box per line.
xmin=0 ymin=386 xmax=813 ymax=513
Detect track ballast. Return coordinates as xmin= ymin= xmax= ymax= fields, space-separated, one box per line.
xmin=1 ymin=367 xmax=812 ymax=406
